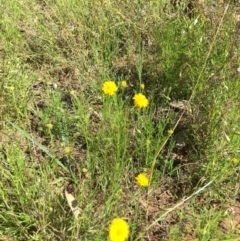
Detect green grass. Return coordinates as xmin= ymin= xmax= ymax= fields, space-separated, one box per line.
xmin=1 ymin=0 xmax=240 ymax=240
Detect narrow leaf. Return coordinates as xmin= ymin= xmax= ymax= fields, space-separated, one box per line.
xmin=6 ymin=119 xmax=69 ymax=173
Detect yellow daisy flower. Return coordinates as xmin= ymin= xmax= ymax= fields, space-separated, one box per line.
xmin=133 ymin=93 xmax=149 ymax=108
xmin=70 ymin=90 xmax=75 ymax=95
xmin=121 ymin=80 xmax=127 ymax=88
xmin=64 ymin=147 xmax=71 ymax=154
xmin=46 ymin=123 xmax=53 ymax=129
xmin=109 ymin=218 xmax=129 ymax=241
xmin=102 ymin=81 xmax=118 ymax=96
xmin=135 ymin=173 xmax=149 ymax=187
xmin=233 ymin=158 xmax=238 ymax=164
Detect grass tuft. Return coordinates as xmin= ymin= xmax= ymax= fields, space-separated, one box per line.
xmin=1 ymin=0 xmax=240 ymax=240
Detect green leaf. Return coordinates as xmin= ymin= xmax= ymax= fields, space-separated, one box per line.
xmin=5 ymin=119 xmax=69 ymax=173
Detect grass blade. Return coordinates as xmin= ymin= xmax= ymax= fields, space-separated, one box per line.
xmin=6 ymin=119 xmax=69 ymax=173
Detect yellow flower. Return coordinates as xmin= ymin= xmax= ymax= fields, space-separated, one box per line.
xmin=82 ymin=168 xmax=88 ymax=173
xmin=46 ymin=123 xmax=53 ymax=129
xmin=121 ymin=80 xmax=127 ymax=88
xmin=133 ymin=93 xmax=149 ymax=108
xmin=140 ymin=83 xmax=145 ymax=89
xmin=168 ymin=129 xmax=174 ymax=135
xmin=64 ymin=147 xmax=71 ymax=154
xmin=233 ymin=158 xmax=238 ymax=164
xmin=102 ymin=81 xmax=118 ymax=96
xmin=135 ymin=173 xmax=149 ymax=187
xmin=5 ymin=86 xmax=14 ymax=91
xmin=109 ymin=218 xmax=129 ymax=241
xmin=70 ymin=90 xmax=75 ymax=95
